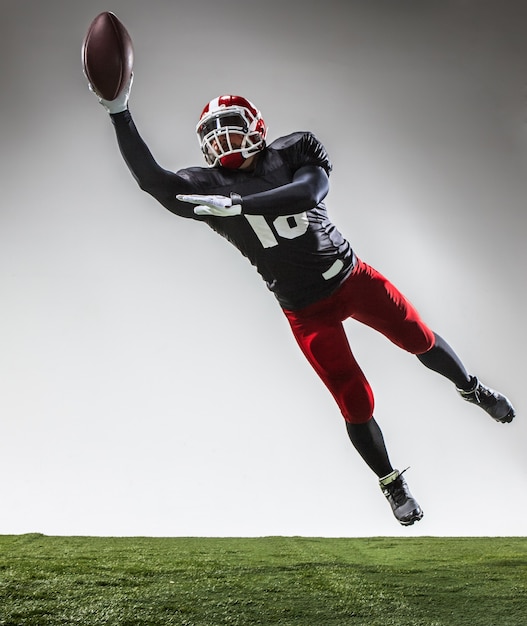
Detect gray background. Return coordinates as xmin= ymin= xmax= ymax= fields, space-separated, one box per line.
xmin=1 ymin=0 xmax=525 ymax=537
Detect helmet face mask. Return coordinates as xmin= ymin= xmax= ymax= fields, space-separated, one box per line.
xmin=197 ymin=96 xmax=267 ymax=168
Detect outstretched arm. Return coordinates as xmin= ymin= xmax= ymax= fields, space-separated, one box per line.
xmin=110 ymin=109 xmax=191 ymax=202
xmin=242 ymin=165 xmax=329 ymax=215
xmin=178 ymin=165 xmax=329 ymax=218
xmin=88 ymin=75 xmax=195 ymax=218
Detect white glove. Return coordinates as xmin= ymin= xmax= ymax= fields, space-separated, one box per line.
xmin=176 ymin=193 xmax=243 ymax=217
xmin=88 ymin=72 xmax=133 ymax=114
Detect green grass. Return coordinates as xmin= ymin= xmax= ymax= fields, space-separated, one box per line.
xmin=0 ymin=535 xmax=525 ymax=625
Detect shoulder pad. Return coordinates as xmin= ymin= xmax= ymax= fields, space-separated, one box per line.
xmin=268 ymin=131 xmax=332 ymax=175
xmin=267 ymin=132 xmax=309 ymax=151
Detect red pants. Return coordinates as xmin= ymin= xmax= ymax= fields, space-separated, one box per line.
xmin=283 ymin=257 xmax=435 ymax=423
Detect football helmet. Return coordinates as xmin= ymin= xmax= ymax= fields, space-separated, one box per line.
xmin=196 ymin=95 xmax=267 ymax=169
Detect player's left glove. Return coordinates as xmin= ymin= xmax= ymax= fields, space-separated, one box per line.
xmin=176 ymin=193 xmax=242 ymax=217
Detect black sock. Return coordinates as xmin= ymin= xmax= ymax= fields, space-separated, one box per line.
xmin=416 ymin=332 xmax=473 ymax=390
xmin=346 ymin=418 xmax=393 ymax=478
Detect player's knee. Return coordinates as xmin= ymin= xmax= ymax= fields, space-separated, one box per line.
xmin=338 ymin=381 xmax=375 ymax=424
xmin=343 ymin=411 xmax=373 ymax=425
xmin=413 ymin=326 xmax=435 ymax=354
xmin=395 ymin=322 xmax=435 ymax=355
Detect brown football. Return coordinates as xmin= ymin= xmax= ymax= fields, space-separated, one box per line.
xmin=82 ymin=12 xmax=134 ymax=101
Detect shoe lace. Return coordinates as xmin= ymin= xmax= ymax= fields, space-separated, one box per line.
xmin=390 ymin=484 xmax=407 ymax=506
xmin=386 ymin=468 xmax=410 ymax=506
xmin=475 ymin=384 xmax=498 ymax=407
xmin=462 ymin=383 xmax=484 ymax=405
xmin=462 ymin=380 xmax=496 ymax=406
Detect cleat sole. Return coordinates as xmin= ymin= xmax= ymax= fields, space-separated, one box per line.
xmin=399 ymin=510 xmax=424 ymax=526
xmin=496 ymin=409 xmax=515 ymax=424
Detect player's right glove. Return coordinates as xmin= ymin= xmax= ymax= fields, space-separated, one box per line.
xmin=88 ymin=72 xmax=133 ymax=114
xmin=176 ymin=193 xmax=243 ymax=217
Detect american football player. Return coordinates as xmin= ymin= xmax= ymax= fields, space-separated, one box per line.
xmin=88 ymin=75 xmax=515 ymax=526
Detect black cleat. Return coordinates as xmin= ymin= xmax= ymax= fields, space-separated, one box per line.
xmin=380 ymin=469 xmax=423 ymax=526
xmin=457 ymin=377 xmax=515 ymax=423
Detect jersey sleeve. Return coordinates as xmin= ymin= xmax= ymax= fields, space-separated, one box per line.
xmin=110 ymin=110 xmax=196 ymax=218
xmin=279 ymin=132 xmax=333 ymax=176
xmin=238 ymin=132 xmax=332 ymax=216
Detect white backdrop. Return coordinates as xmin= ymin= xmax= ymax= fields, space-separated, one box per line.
xmin=1 ymin=0 xmax=526 ymax=537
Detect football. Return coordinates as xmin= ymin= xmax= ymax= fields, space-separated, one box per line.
xmin=82 ymin=12 xmax=134 ymax=101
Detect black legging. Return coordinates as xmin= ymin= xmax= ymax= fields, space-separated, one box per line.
xmin=416 ymin=332 xmax=473 ymax=390
xmin=346 ymin=332 xmax=474 ymax=478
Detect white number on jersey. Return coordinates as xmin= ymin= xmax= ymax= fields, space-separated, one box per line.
xmin=244 ymin=212 xmax=309 ymax=248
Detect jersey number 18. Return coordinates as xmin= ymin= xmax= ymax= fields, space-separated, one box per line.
xmin=244 ymin=212 xmax=309 ymax=248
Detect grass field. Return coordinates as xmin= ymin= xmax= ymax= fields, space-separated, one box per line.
xmin=0 ymin=534 xmax=525 ymax=625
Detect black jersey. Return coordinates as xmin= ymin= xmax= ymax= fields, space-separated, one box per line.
xmin=111 ymin=110 xmax=355 ymax=310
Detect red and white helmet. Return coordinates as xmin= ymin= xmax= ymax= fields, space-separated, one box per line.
xmin=196 ymin=95 xmax=267 ymax=169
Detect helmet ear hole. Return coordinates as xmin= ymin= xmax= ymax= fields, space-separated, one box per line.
xmin=255 ymin=118 xmax=267 ymax=140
